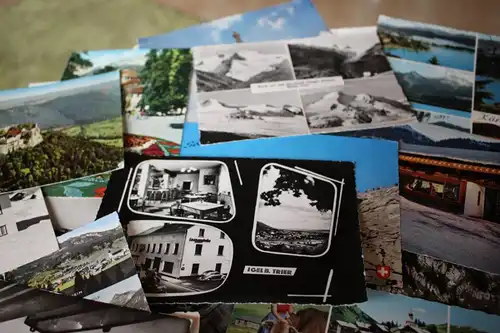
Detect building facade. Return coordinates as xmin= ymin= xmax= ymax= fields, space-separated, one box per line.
xmin=130 ymin=224 xmax=232 ymax=278
xmin=0 ymin=124 xmax=43 ymax=155
xmin=399 ymin=153 xmax=500 ymax=223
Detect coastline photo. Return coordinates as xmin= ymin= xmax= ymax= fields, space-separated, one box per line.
xmin=4 ymin=212 xmax=148 ymax=311
xmin=389 ymin=57 xmax=474 ymax=113
xmin=129 ymin=160 xmax=235 ymax=223
xmin=128 ymin=220 xmax=233 ymax=297
xmin=474 ymin=75 xmax=500 ymax=115
xmin=198 ymin=89 xmax=309 ymax=144
xmin=288 ymin=27 xmax=392 ymax=79
xmin=0 ymin=187 xmax=59 ymax=274
xmin=193 ymin=42 xmax=294 ymax=92
xmin=301 ymin=73 xmax=415 ymax=133
xmin=476 ymin=34 xmax=500 ymax=79
xmin=377 ymin=15 xmax=477 ymax=72
xmin=0 ymin=72 xmax=124 ymax=193
xmin=253 ymin=163 xmax=338 ymax=257
xmin=61 ymin=48 xmax=193 ymax=155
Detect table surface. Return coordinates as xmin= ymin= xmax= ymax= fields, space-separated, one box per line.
xmin=181 ymin=201 xmax=223 ymax=211
xmin=1 ymin=0 xmax=499 ymax=90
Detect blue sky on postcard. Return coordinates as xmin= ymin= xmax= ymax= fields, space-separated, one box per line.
xmin=138 ymin=0 xmax=327 ymax=48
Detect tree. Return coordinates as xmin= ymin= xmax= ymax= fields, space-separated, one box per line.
xmin=428 ymin=56 xmax=440 ymax=65
xmin=93 ymin=65 xmax=118 ymax=75
xmin=474 ymin=78 xmax=495 ymax=109
xmin=138 ymin=49 xmax=193 ymax=116
xmin=259 ymin=165 xmax=335 ymax=212
xmin=61 ymin=52 xmax=93 ymax=80
xmin=426 ymin=324 xmax=438 ymax=333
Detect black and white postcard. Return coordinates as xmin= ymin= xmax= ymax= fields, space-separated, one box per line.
xmin=191 ymin=28 xmax=417 ymax=146
xmin=4 ymin=212 xmax=149 ymax=312
xmin=0 ymin=187 xmax=59 ymax=274
xmin=97 ymin=155 xmax=366 ymax=307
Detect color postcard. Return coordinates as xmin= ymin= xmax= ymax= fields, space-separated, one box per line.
xmin=0 ymin=72 xmax=124 ymax=193
xmin=4 ymin=212 xmax=149 ymax=312
xmin=60 ymin=48 xmax=193 ymax=157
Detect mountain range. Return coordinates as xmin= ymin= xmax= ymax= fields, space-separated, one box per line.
xmin=288 ymin=42 xmax=392 ymax=79
xmin=0 ymin=80 xmax=122 ymax=129
xmin=304 ymin=90 xmax=415 ymax=130
xmin=195 ymin=50 xmax=294 ymax=91
xmin=394 ymin=70 xmax=473 ymax=111
xmin=110 ymin=288 xmax=149 ymax=311
xmin=200 ymin=98 xmax=302 ymax=118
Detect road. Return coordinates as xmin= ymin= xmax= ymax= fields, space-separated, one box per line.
xmin=401 ymin=197 xmax=500 ymax=274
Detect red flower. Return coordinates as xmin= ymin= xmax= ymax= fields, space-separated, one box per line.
xmin=94 ymin=187 xmax=107 ymax=198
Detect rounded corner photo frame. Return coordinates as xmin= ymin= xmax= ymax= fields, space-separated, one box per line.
xmin=126 ymin=159 xmax=237 ymax=224
xmin=251 ymin=162 xmax=339 ymax=258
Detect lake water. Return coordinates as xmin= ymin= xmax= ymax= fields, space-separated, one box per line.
xmin=386 ymin=46 xmax=474 ymax=72
xmin=411 ymin=103 xmax=472 ymax=118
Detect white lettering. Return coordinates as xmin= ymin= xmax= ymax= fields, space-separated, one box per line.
xmin=243 ymin=265 xmax=297 ymax=276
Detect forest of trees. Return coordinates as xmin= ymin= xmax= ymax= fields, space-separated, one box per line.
xmin=260 ymin=166 xmax=335 ymax=212
xmin=61 ymin=52 xmax=94 ymax=80
xmin=137 ymin=49 xmax=193 ymax=116
xmin=0 ymin=131 xmax=123 ymax=192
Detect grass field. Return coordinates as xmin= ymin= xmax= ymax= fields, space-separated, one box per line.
xmin=60 ymin=117 xmax=124 ymax=147
xmin=0 ymin=0 xmax=200 ymax=89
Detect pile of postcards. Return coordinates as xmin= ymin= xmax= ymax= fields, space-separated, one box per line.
xmin=1 ymin=0 xmax=500 ymax=332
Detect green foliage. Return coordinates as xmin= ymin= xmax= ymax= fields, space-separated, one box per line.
xmin=380 ymin=32 xmax=430 ymax=51
xmin=93 ymin=65 xmax=118 ymax=75
xmin=260 ymin=165 xmax=335 ymax=212
xmin=138 ymin=49 xmax=193 ymax=116
xmin=0 ymin=131 xmax=122 ymax=192
xmin=60 ymin=117 xmax=124 ymax=148
xmin=428 ymin=56 xmax=440 ymax=65
xmin=61 ymin=52 xmax=93 ymax=80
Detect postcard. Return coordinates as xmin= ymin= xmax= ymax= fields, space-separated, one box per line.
xmin=330 ymin=288 xmax=500 ymax=332
xmin=60 ymin=48 xmax=192 ymax=156
xmin=4 ymin=212 xmax=149 ymax=312
xmin=0 ymin=280 xmax=190 ymax=333
xmin=137 ymin=0 xmax=328 ymax=48
xmin=98 ymin=156 xmax=366 ymax=307
xmin=0 ymin=187 xmax=59 ymax=274
xmin=378 ymin=15 xmax=500 ymax=139
xmin=98 ymin=134 xmax=402 ymax=292
xmin=191 ymin=28 xmax=416 ymax=145
xmin=42 ymin=173 xmax=111 ymax=235
xmin=0 ymin=72 xmax=124 ymax=193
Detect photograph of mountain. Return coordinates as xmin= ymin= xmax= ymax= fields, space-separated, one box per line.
xmin=389 ymin=57 xmax=474 ymax=113
xmin=253 ymin=164 xmax=337 ymax=257
xmin=0 ymin=72 xmax=124 ymax=193
xmin=474 ymin=75 xmax=500 ymax=115
xmin=4 ymin=212 xmax=148 ymax=311
xmin=476 ymin=34 xmax=500 ymax=79
xmin=287 ymin=27 xmax=392 ymax=80
xmin=330 ymin=288 xmax=500 ymax=333
xmin=377 ymin=16 xmax=477 ymax=72
xmin=192 ymin=42 xmax=295 ymax=92
xmin=0 ymin=187 xmax=59 ymax=274
xmin=61 ymin=48 xmax=193 ymax=156
xmin=301 ymin=73 xmax=415 ymax=133
xmin=198 ymin=89 xmax=309 ymax=144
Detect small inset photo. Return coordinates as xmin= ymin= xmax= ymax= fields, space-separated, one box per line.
xmin=128 ymin=160 xmax=235 ymax=223
xmin=252 ymin=163 xmax=339 ymax=257
xmin=128 ymin=220 xmax=233 ymax=296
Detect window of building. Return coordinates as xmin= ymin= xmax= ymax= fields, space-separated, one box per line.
xmin=165 ymin=243 xmax=170 ymax=254
xmin=218 ymin=245 xmax=224 ymax=256
xmin=152 ymin=244 xmax=156 ymax=253
xmin=220 ymin=232 xmax=225 ymax=239
xmin=191 ymin=263 xmax=200 ymax=275
xmin=158 ymin=244 xmax=163 ymax=254
xmin=215 ymin=263 xmax=222 ymax=272
xmin=173 ymin=243 xmax=179 ymax=255
xmin=195 ymin=244 xmax=203 ymax=256
xmin=477 ymin=191 xmax=482 ymax=206
xmin=199 ymin=228 xmax=205 ymax=237
xmin=204 ymin=175 xmax=216 ymax=185
xmin=163 ymin=261 xmax=174 ymax=274
xmin=0 ymin=225 xmax=7 ymax=237
xmin=146 ymin=244 xmax=150 ymax=253
xmin=443 ymin=183 xmax=460 ymax=201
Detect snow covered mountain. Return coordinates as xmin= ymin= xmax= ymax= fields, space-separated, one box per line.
xmin=304 ymin=90 xmax=415 ymax=130
xmin=200 ymin=98 xmax=302 ymax=117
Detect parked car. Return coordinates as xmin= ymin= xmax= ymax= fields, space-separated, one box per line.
xmin=197 ymin=271 xmax=226 ymax=282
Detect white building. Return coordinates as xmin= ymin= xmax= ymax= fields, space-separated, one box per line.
xmin=130 ymin=224 xmax=232 ymax=278
xmin=0 ymin=124 xmax=43 ymax=155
